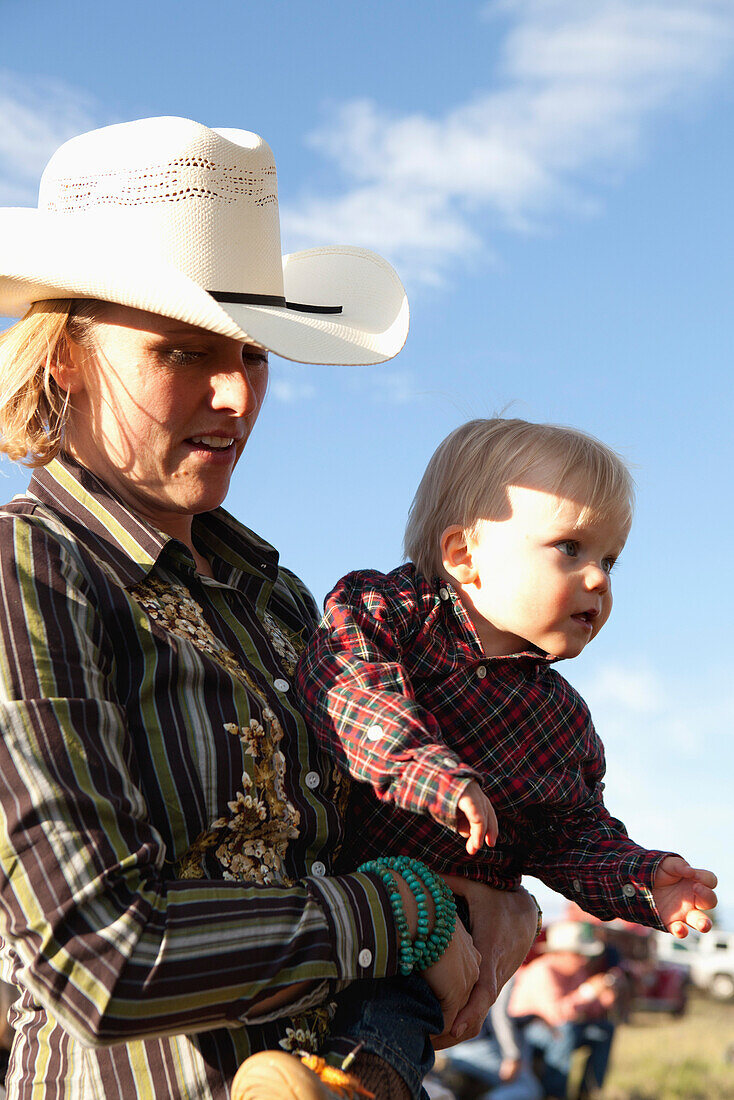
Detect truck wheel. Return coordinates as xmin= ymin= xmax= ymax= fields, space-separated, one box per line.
xmin=709 ymin=973 xmax=734 ymax=1001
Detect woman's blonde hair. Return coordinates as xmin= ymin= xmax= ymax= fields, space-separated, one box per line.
xmin=0 ymin=299 xmax=103 ymax=466
xmin=404 ymin=418 xmax=635 ymax=581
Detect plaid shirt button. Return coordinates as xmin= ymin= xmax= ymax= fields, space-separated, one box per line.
xmin=305 ymin=771 xmax=320 ymax=789
xmin=439 ymin=588 xmax=450 ymax=601
xmin=623 ymin=883 xmax=636 ymax=897
xmin=573 ymin=879 xmax=582 ymax=892
xmin=476 ymin=665 xmax=487 ymax=679
xmin=366 ymin=724 xmax=384 ymax=741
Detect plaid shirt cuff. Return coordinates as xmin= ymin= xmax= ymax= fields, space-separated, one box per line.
xmin=564 ymin=848 xmax=672 ymax=930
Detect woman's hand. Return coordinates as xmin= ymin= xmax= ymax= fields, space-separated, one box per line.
xmin=422 ymin=918 xmax=481 ymax=1048
xmin=441 ymin=876 xmax=538 ymax=1043
xmin=389 ymin=870 xmax=480 ymax=1047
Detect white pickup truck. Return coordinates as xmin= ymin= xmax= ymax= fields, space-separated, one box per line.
xmin=654 ymin=929 xmax=734 ymax=1001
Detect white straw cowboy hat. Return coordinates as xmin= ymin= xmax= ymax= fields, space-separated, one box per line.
xmin=0 ymin=116 xmax=409 ymax=366
xmin=544 ymin=921 xmax=604 ymax=957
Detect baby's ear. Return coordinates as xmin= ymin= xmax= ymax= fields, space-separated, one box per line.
xmin=441 ymin=526 xmax=477 ymax=585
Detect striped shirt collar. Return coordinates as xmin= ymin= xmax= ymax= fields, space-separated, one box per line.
xmin=26 ymin=452 xmax=279 ymax=590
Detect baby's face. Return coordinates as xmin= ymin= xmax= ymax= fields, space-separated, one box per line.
xmin=457 ymin=485 xmax=628 ymax=659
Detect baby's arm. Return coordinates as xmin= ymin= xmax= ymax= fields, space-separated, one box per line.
xmin=295 ymin=569 xmax=484 ymax=835
xmin=652 ymin=855 xmax=718 ymax=937
xmin=518 ymin=686 xmax=717 ymax=930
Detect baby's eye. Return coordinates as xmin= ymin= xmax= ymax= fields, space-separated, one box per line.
xmin=602 ymin=557 xmax=617 ymax=575
xmin=556 ymin=540 xmax=578 ymax=558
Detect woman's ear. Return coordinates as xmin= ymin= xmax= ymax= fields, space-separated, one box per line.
xmin=49 ymin=337 xmax=86 ymax=395
xmin=441 ymin=526 xmax=477 ymax=586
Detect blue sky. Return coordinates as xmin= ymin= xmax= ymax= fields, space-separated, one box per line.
xmin=1 ymin=0 xmax=732 ymax=927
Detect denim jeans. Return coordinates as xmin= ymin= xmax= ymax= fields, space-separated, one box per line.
xmin=329 ymin=973 xmax=443 ymax=1100
xmin=522 ymin=1018 xmax=615 ymax=1098
xmin=441 ymin=1033 xmax=543 ymax=1100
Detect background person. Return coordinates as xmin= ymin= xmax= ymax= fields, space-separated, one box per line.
xmin=509 ymin=922 xmax=624 ymax=1100
xmin=437 ymin=978 xmax=543 ymax=1100
xmin=0 ymin=117 xmax=538 ymax=1100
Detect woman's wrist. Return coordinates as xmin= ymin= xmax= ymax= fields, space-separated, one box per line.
xmin=359 ymin=856 xmax=457 ymax=974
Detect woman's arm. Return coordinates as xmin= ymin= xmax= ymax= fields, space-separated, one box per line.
xmin=0 ymin=515 xmax=401 ymax=1044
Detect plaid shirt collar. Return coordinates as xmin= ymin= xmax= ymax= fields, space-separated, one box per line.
xmin=425 ymin=570 xmax=556 ymax=669
xmin=25 ymin=452 xmax=279 ymax=591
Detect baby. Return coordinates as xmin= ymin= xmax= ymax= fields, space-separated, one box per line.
xmin=295 ymin=418 xmax=717 ymax=939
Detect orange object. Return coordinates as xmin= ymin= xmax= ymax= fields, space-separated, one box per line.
xmin=297 ymin=1053 xmax=376 ymax=1099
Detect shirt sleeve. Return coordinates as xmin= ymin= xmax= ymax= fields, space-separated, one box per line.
xmin=294 ymin=570 xmax=481 ymax=829
xmin=486 ymin=978 xmax=522 ymax=1061
xmin=518 ymin=708 xmax=671 ymax=929
xmin=0 ymin=515 xmax=399 ymax=1047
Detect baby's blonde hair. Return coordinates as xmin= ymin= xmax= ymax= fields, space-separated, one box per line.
xmin=0 ymin=299 xmax=103 ymax=466
xmin=404 ymin=418 xmax=634 ymax=581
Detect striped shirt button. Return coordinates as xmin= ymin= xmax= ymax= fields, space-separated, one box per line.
xmin=439 ymin=588 xmax=450 ymax=601
xmin=366 ymin=724 xmax=384 ymax=741
xmin=311 ymin=861 xmax=326 ymax=876
xmin=476 ymin=665 xmax=487 ymax=679
xmin=273 ymin=678 xmax=290 ymax=692
xmin=305 ymin=771 xmax=320 ymax=789
xmin=358 ymin=949 xmax=373 ymax=968
xmin=622 ymin=883 xmax=636 ymax=898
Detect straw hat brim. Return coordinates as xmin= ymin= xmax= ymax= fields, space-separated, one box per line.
xmin=0 ymin=209 xmax=409 ymax=366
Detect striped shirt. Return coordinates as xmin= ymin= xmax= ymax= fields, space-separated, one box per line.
xmin=295 ymin=564 xmax=668 ymax=928
xmin=0 ymin=453 xmax=398 ymax=1099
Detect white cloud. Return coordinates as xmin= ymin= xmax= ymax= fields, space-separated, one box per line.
xmin=354 ymin=368 xmax=422 ymax=406
xmin=282 ymin=0 xmax=734 ymax=283
xmin=570 ymin=659 xmax=734 ymax=759
xmin=268 ymin=364 xmax=317 ymax=404
xmin=0 ymin=72 xmax=98 ymax=205
xmin=574 ymin=663 xmax=665 ymax=714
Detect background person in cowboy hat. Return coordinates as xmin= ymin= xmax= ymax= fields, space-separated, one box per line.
xmin=0 ymin=116 xmax=538 ymax=1100
xmin=509 ymin=922 xmax=625 ymax=1100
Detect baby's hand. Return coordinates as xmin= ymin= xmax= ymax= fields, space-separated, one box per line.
xmin=652 ymin=855 xmax=718 ymax=938
xmin=456 ymin=781 xmax=498 ymax=855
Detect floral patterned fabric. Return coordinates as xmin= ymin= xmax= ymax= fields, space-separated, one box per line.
xmin=0 ymin=453 xmax=397 ymax=1099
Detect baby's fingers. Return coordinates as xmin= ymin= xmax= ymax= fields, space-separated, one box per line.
xmin=484 ymin=800 xmax=499 ymax=848
xmin=686 ymin=910 xmax=713 ymax=934
xmin=691 ymin=867 xmax=718 ymax=890
xmin=694 ymin=882 xmax=718 ymax=909
xmin=457 ymin=785 xmax=498 ymax=854
xmin=465 ymin=816 xmax=485 ymax=857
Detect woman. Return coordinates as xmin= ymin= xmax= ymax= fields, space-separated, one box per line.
xmin=0 ymin=117 xmax=537 ymax=1099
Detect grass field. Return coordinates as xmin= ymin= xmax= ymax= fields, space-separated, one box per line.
xmin=588 ymin=995 xmax=734 ymax=1100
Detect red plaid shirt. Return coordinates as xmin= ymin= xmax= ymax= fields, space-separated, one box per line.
xmin=295 ymin=564 xmax=669 ymax=929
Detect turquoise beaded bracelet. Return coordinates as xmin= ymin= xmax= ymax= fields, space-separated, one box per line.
xmin=358 ymin=856 xmax=457 ymax=974
xmin=358 ymin=859 xmax=415 ymax=974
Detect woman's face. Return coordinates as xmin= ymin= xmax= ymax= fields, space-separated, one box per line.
xmin=61 ymin=304 xmax=269 ymax=540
